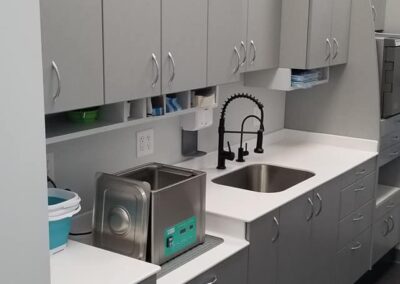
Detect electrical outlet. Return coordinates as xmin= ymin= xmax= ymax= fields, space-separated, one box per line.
xmin=137 ymin=129 xmax=154 ymax=157
xmin=46 ymin=152 xmax=55 ymax=180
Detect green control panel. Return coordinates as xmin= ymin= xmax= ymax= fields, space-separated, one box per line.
xmin=164 ymin=216 xmax=197 ymax=257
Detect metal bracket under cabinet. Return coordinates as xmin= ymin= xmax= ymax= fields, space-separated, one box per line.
xmin=158 ymin=235 xmax=224 ymax=278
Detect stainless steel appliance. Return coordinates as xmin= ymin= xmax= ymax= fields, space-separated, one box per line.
xmin=93 ymin=163 xmax=206 ymax=265
xmin=377 ymin=34 xmax=400 ymax=118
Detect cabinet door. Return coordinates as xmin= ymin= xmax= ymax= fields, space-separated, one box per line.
xmin=278 ymin=194 xmax=313 ymax=284
xmin=310 ymin=184 xmax=341 ymax=284
xmin=245 ymin=0 xmax=281 ymax=72
xmin=331 ymin=0 xmax=352 ymax=66
xmin=103 ymin=0 xmax=161 ymax=104
xmin=208 ymin=0 xmax=245 ymax=86
xmin=40 ymin=0 xmax=104 ymax=114
xmin=246 ymin=210 xmax=279 ymax=284
xmin=162 ymin=0 xmax=207 ymax=94
xmin=372 ymin=0 xmax=387 ymax=32
xmin=187 ymin=248 xmax=248 ymax=284
xmin=306 ymin=0 xmax=333 ymax=68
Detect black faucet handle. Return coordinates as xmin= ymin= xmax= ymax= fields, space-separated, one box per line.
xmin=244 ymin=143 xmax=250 ymax=156
xmin=225 ymin=141 xmax=235 ymax=161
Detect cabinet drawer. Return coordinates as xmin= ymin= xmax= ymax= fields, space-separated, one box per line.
xmin=340 ymin=172 xmax=376 ymax=220
xmin=380 ymin=130 xmax=400 ymax=151
xmin=338 ymin=158 xmax=376 ymax=189
xmin=187 ymin=248 xmax=248 ymax=284
xmin=372 ymin=208 xmax=400 ymax=265
xmin=336 ymin=228 xmax=372 ymax=284
xmin=379 ymin=143 xmax=400 ymax=167
xmin=338 ymin=201 xmax=373 ymax=250
xmin=375 ymin=186 xmax=400 ymax=221
xmin=381 ymin=114 xmax=400 ymax=137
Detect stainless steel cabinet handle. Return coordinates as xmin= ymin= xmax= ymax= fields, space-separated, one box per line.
xmin=307 ymin=197 xmax=314 ymax=221
xmin=393 ymin=136 xmax=400 ymax=141
xmin=354 ymin=186 xmax=366 ymax=192
xmin=315 ymin=193 xmax=322 ymax=216
xmin=352 ymin=214 xmax=364 ymax=222
xmin=388 ymin=216 xmax=395 ymax=233
xmin=351 ymin=242 xmax=362 ymax=251
xmin=240 ymin=41 xmax=247 ymax=66
xmin=386 ymin=202 xmax=396 ymax=209
xmin=333 ymin=38 xmax=339 ymax=60
xmin=250 ymin=40 xmax=257 ymax=65
xmin=390 ymin=151 xmax=399 ymax=156
xmin=272 ymin=216 xmax=280 ymax=243
xmin=325 ymin=38 xmax=332 ymax=61
xmin=233 ymin=46 xmax=241 ymax=74
xmin=356 ymin=169 xmax=366 ymax=175
xmin=168 ymin=52 xmax=176 ymax=86
xmin=384 ymin=218 xmax=390 ymax=236
xmin=371 ymin=5 xmax=377 ymax=22
xmin=151 ymin=53 xmax=160 ymax=88
xmin=51 ymin=60 xmax=61 ymax=101
xmin=206 ymin=276 xmax=218 ymax=284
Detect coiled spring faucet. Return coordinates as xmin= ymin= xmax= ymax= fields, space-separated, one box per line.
xmin=217 ymin=93 xmax=265 ymax=169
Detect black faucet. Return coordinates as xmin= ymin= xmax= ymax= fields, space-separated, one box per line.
xmin=217 ymin=93 xmax=265 ymax=169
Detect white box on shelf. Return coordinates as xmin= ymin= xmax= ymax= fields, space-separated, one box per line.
xmin=181 ymin=108 xmax=213 ymax=131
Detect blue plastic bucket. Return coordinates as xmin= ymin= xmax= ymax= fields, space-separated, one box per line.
xmin=48 ymin=189 xmax=81 ymax=254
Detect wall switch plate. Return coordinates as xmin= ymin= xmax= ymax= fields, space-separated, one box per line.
xmin=46 ymin=152 xmax=55 ymax=180
xmin=137 ymin=129 xmax=154 ymax=157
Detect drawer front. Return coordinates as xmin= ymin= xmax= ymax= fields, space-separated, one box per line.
xmin=372 ymin=208 xmax=400 ymax=265
xmin=187 ymin=248 xmax=248 ymax=284
xmin=340 ymin=172 xmax=376 ymax=220
xmin=380 ymin=130 xmax=400 ymax=151
xmin=338 ymin=201 xmax=373 ymax=250
xmin=336 ymin=228 xmax=372 ymax=284
xmin=375 ymin=190 xmax=400 ymax=221
xmin=339 ymin=158 xmax=377 ymax=189
xmin=381 ymin=114 xmax=400 ymax=137
xmin=379 ymin=143 xmax=400 ymax=167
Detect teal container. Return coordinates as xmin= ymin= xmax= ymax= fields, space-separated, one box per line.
xmin=49 ymin=217 xmax=72 ymax=251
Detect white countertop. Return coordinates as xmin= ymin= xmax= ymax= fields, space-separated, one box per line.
xmin=177 ymin=129 xmax=379 ymax=223
xmin=50 ymin=241 xmax=160 ymax=284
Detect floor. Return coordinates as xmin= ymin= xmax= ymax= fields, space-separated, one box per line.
xmin=357 ymin=251 xmax=400 ymax=284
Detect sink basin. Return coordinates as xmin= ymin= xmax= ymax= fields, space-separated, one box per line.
xmin=212 ymin=164 xmax=315 ymax=193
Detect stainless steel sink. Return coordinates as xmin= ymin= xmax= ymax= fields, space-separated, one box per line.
xmin=212 ymin=164 xmax=315 ymax=193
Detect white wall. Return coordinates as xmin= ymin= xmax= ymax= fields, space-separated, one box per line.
xmin=384 ymin=0 xmax=400 ymax=33
xmin=47 ymin=82 xmax=285 ymax=212
xmin=0 ymin=1 xmax=50 ymax=283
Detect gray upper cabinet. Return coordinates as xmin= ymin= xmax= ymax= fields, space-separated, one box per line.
xmin=162 ymin=0 xmax=207 ymax=94
xmin=246 ymin=210 xmax=279 ymax=284
xmin=40 ymin=0 xmax=104 ymax=114
xmin=207 ymin=0 xmax=245 ymax=86
xmin=372 ymin=0 xmax=386 ymax=32
xmin=306 ymin=0 xmax=333 ymax=69
xmin=330 ymin=0 xmax=352 ymax=66
xmin=244 ymin=0 xmax=282 ymax=72
xmin=280 ymin=0 xmax=351 ymax=69
xmin=103 ymin=0 xmax=161 ymax=104
xmin=278 ymin=193 xmax=313 ymax=284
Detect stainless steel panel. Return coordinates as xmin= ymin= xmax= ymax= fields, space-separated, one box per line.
xmin=212 ymin=164 xmax=314 ymax=193
xmin=93 ymin=173 xmax=150 ymax=260
xmin=117 ymin=163 xmax=206 ymax=265
xmin=382 ymin=39 xmax=400 ymax=118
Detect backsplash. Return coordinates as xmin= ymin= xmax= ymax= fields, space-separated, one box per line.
xmin=46 ymin=81 xmax=285 ymax=211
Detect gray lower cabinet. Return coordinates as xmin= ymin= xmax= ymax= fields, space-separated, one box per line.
xmin=162 ymin=0 xmax=207 ymax=94
xmin=40 ymin=0 xmax=104 ymax=114
xmin=207 ymin=0 xmax=245 ymax=86
xmin=186 ymin=248 xmax=249 ymax=284
xmin=278 ymin=193 xmax=313 ymax=284
xmin=246 ymin=210 xmax=279 ymax=284
xmin=309 ymin=183 xmax=341 ymax=284
xmin=103 ymin=0 xmax=161 ymax=104
xmin=372 ymin=206 xmax=400 ymax=264
xmin=139 ymin=275 xmax=156 ymax=284
xmin=244 ymin=0 xmax=281 ymax=72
